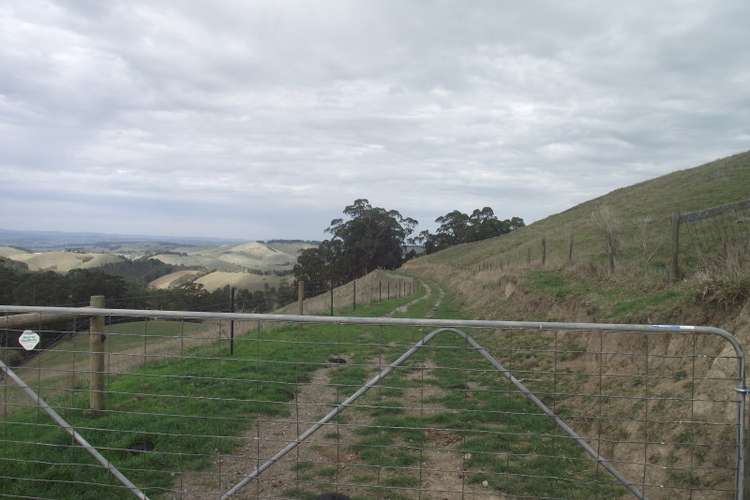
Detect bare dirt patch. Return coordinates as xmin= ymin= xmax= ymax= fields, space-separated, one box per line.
xmin=166 ymin=280 xmax=489 ymax=499
xmin=171 ymin=367 xmax=344 ymax=499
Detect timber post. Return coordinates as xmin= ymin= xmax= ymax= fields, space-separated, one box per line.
xmin=297 ymin=280 xmax=304 ymax=315
xmin=89 ymin=295 xmax=105 ymax=415
xmin=671 ymin=212 xmax=681 ymax=282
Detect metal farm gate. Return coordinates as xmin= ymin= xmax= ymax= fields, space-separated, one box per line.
xmin=1 ymin=304 xmax=747 ymax=499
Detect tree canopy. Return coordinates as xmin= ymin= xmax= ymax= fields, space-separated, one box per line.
xmin=294 ymin=199 xmax=417 ymax=287
xmin=416 ymin=207 xmax=524 ymax=253
xmin=0 ymin=263 xmax=294 ymax=313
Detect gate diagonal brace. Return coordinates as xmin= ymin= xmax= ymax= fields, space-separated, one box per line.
xmin=0 ymin=359 xmax=150 ymax=500
xmin=2 ymin=304 xmax=744 ymax=499
xmin=221 ymin=327 xmax=647 ymax=500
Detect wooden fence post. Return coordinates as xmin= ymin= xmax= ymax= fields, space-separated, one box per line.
xmin=89 ymin=295 xmax=105 ymax=415
xmin=229 ymin=287 xmax=235 ymax=356
xmin=671 ymin=212 xmax=681 ymax=282
xmin=298 ymin=280 xmax=304 ymax=315
xmin=329 ymin=280 xmax=334 ymax=316
xmin=379 ymin=280 xmax=382 ymax=302
xmin=607 ymin=231 xmax=615 ymax=274
xmin=568 ymin=233 xmax=574 ymax=264
xmin=541 ymin=238 xmax=547 ymax=267
xmin=352 ymin=280 xmax=357 ymax=311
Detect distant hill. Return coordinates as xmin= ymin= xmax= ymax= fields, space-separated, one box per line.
xmin=143 ymin=240 xmax=310 ymax=292
xmin=0 ymin=237 xmax=313 ymax=292
xmin=0 ymin=225 xmax=316 ymax=294
xmin=5 ymin=251 xmax=127 ymax=273
xmin=0 ymin=228 xmax=244 ymax=250
xmin=148 ymin=270 xmax=206 ymax=290
xmin=147 ymin=241 xmax=314 ymax=274
xmin=262 ymin=239 xmax=321 ymax=245
xmin=0 ymin=245 xmax=31 ymax=257
xmin=193 ymin=271 xmax=286 ymax=293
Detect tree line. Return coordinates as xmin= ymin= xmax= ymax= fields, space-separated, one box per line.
xmin=0 ymin=201 xmax=522 ymax=312
xmin=414 ymin=207 xmax=524 ymax=254
xmin=0 ymin=263 xmax=295 ymax=313
xmin=293 ymin=199 xmax=416 ymax=294
xmin=293 ymin=200 xmax=523 ymax=292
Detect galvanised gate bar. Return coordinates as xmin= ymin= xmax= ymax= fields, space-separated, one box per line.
xmin=1 ymin=304 xmax=747 ymax=499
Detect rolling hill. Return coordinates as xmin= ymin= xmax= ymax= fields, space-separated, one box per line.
xmin=405 ymin=150 xmax=750 ymax=329
xmin=192 ymin=270 xmax=286 ymax=292
xmin=0 ymin=246 xmax=30 ymax=258
xmin=6 ymin=251 xmax=127 ymax=272
xmin=411 ymin=150 xmax=750 ymax=277
xmin=153 ymin=241 xmax=310 ymax=273
xmin=0 ymin=239 xmax=314 ymax=292
xmin=404 ymin=150 xmax=750 ymax=495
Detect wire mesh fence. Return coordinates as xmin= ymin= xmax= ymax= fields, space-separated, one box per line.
xmin=682 ymin=205 xmax=750 ymax=280
xmin=0 ymin=299 xmax=745 ymax=499
xmin=449 ymin=199 xmax=750 ymax=285
xmin=280 ymin=272 xmax=417 ymax=317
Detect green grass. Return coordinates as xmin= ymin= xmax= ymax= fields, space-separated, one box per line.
xmin=0 ymin=280 xmax=625 ymax=499
xmin=296 ymin=288 xmax=623 ymax=499
xmin=26 ymin=320 xmax=205 ymax=368
xmin=610 ymin=289 xmax=684 ymax=321
xmin=417 ymin=151 xmax=750 ymax=270
xmin=524 ymin=270 xmax=589 ymax=300
xmin=392 ymin=153 xmax=750 ymax=498
xmin=0 ymin=289 xmax=429 ymax=499
xmin=407 ymin=151 xmax=750 ymax=324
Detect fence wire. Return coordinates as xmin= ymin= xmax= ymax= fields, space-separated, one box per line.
xmin=0 ymin=299 xmax=745 ymax=500
xmin=683 ymin=206 xmax=750 ymax=281
xmin=448 ymin=200 xmax=750 ymax=286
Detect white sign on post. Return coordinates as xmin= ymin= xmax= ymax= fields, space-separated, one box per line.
xmin=19 ymin=330 xmax=40 ymax=351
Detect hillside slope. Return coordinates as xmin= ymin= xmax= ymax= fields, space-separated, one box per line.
xmin=404 ymin=151 xmax=750 ymax=495
xmin=148 ymin=241 xmax=314 ymax=273
xmin=7 ymin=251 xmax=126 ymax=272
xmin=415 ymin=150 xmax=750 ymax=273
xmin=407 ymin=151 xmax=750 ymax=321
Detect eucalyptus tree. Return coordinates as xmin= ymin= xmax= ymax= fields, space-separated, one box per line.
xmin=294 ymin=199 xmax=418 ymax=286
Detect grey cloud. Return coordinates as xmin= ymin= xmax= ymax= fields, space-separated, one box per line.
xmin=1 ymin=1 xmax=749 ymax=239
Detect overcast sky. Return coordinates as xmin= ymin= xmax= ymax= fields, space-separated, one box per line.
xmin=1 ymin=1 xmax=749 ymax=240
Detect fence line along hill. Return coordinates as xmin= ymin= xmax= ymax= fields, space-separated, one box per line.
xmin=404 ymin=150 xmax=750 ymax=497
xmin=1 ymin=151 xmax=749 ymax=499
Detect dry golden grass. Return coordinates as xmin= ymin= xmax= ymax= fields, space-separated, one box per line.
xmin=147 ymin=269 xmax=205 ymax=289
xmin=194 ymin=270 xmax=286 ymax=292
xmin=7 ymin=251 xmax=126 ymax=272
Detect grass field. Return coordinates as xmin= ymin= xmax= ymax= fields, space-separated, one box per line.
xmin=4 ymin=155 xmax=746 ymax=498
xmin=0 ymin=279 xmax=627 ymax=499
xmin=24 ymin=320 xmax=206 ymax=369
xmin=6 ymin=251 xmax=126 ymax=272
xmin=400 ymin=154 xmax=750 ymax=325
xmin=400 ymin=152 xmax=749 ymax=498
xmin=415 ymin=151 xmax=750 ymax=275
xmin=284 ymin=287 xmax=623 ymax=499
